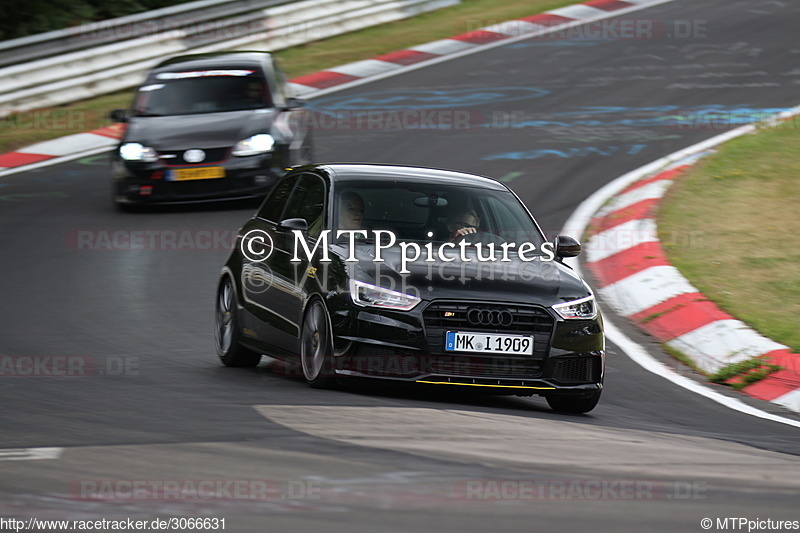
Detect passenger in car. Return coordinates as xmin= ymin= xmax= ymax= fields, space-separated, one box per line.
xmin=339 ymin=191 xmax=365 ymax=230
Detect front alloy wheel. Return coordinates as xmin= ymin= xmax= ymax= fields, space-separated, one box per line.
xmin=300 ymin=298 xmax=336 ymax=388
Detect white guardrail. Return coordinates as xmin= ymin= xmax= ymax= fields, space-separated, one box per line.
xmin=0 ymin=0 xmax=458 ymax=117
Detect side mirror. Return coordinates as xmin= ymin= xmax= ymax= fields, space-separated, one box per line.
xmin=279 ymin=218 xmax=308 ymax=232
xmin=109 ymin=109 xmax=129 ymax=123
xmin=554 ymin=235 xmax=581 ymax=258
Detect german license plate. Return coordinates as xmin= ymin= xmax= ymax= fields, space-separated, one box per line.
xmin=445 ymin=331 xmax=534 ymax=355
xmin=167 ymin=167 xmax=225 ymax=181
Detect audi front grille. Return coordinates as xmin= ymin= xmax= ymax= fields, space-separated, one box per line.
xmin=422 ymin=301 xmax=555 ymax=361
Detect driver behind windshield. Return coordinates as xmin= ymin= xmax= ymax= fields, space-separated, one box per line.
xmin=447 ymin=209 xmax=480 ymax=241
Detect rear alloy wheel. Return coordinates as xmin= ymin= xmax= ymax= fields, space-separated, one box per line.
xmin=215 ymin=277 xmax=261 ymax=367
xmin=546 ymin=391 xmax=602 ymax=414
xmin=300 ymin=299 xmax=337 ymax=388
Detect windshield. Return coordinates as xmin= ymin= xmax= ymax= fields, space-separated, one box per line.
xmin=133 ymin=70 xmax=271 ymax=116
xmin=332 ymin=181 xmax=545 ymax=251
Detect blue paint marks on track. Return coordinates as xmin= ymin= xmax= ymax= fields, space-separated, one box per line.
xmin=310 ymin=87 xmax=550 ymax=111
xmin=481 ymin=105 xmax=793 ymax=129
xmin=484 ymin=144 xmax=649 ymax=161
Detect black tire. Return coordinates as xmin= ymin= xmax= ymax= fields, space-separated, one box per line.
xmin=300 ymin=298 xmax=337 ymax=389
xmin=215 ymin=277 xmax=262 ymax=367
xmin=112 ymin=180 xmax=135 ymax=213
xmin=114 ymin=199 xmax=138 ymax=213
xmin=546 ymin=391 xmax=602 ymax=414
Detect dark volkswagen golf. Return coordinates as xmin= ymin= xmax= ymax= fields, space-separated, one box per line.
xmin=110 ymin=51 xmax=313 ymax=207
xmin=215 ymin=164 xmax=604 ymax=413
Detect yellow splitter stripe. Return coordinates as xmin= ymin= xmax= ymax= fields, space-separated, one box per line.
xmin=416 ymin=380 xmax=555 ymax=390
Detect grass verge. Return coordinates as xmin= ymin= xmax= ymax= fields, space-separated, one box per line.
xmin=707 ymin=358 xmax=782 ymax=390
xmin=658 ymin=119 xmax=800 ymax=354
xmin=0 ymin=0 xmax=574 ymax=155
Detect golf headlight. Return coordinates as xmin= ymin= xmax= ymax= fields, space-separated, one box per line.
xmin=553 ymin=295 xmax=597 ymax=320
xmin=232 ymin=134 xmax=275 ymax=156
xmin=120 ymin=143 xmax=158 ymax=162
xmin=349 ymin=280 xmax=421 ymax=311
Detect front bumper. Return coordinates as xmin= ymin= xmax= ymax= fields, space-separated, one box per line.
xmin=112 ymin=154 xmax=282 ymax=205
xmin=331 ymin=299 xmax=605 ymax=394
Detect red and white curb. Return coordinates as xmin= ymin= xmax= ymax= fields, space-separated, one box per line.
xmin=0 ymin=0 xmax=670 ymax=175
xmin=0 ymin=124 xmax=123 ymax=174
xmin=0 ymin=447 xmax=63 ymax=461
xmin=577 ymin=111 xmax=800 ymax=415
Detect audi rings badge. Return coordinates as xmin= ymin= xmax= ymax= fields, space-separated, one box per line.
xmin=466 ymin=308 xmax=513 ymax=327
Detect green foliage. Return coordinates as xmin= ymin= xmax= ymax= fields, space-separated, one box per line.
xmin=708 ymin=358 xmax=782 ymax=390
xmin=0 ymin=0 xmax=196 ymax=41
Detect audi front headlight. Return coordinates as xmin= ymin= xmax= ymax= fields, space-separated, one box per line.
xmin=119 ymin=142 xmax=158 ymax=162
xmin=552 ymin=295 xmax=597 ymax=320
xmin=349 ymin=280 xmax=421 ymax=311
xmin=232 ymin=134 xmax=275 ymax=156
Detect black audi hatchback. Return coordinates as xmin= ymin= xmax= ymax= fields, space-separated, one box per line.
xmin=215 ymin=164 xmax=604 ymax=413
xmin=110 ymin=51 xmax=313 ymax=207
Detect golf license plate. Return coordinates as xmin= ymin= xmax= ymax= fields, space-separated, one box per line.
xmin=445 ymin=331 xmax=534 ymax=356
xmin=167 ymin=167 xmax=225 ymax=181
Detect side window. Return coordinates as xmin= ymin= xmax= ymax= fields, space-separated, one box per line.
xmin=282 ymin=174 xmax=326 ymax=238
xmin=480 ymin=195 xmax=543 ymax=245
xmin=257 ymin=175 xmax=297 ymax=222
